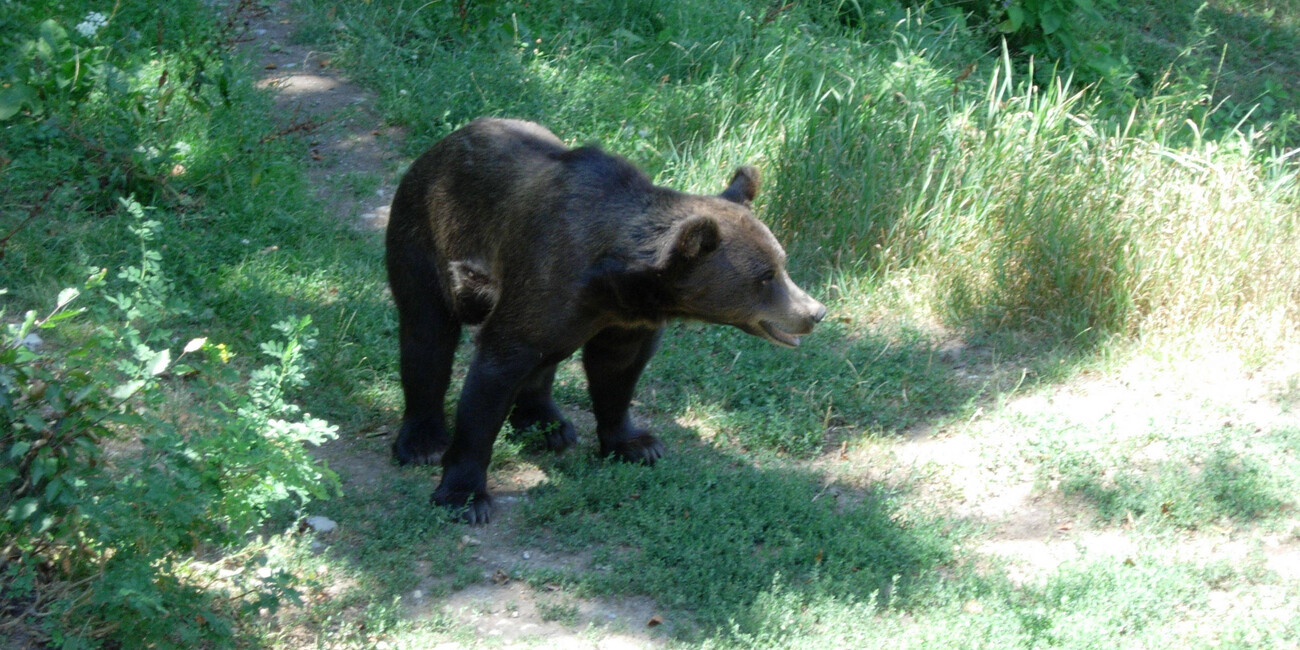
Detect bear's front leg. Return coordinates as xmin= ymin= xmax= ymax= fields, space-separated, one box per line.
xmin=433 ymin=346 xmax=539 ymax=524
xmin=583 ymin=326 xmax=665 ymax=464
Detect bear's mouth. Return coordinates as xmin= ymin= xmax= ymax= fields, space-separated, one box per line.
xmin=758 ymin=321 xmax=802 ymax=348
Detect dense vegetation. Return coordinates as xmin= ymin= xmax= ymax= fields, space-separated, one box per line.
xmin=2 ymin=0 xmax=1298 ymax=646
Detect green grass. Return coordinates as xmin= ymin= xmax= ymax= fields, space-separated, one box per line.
xmin=644 ymin=323 xmax=984 ymax=454
xmin=517 ymin=445 xmax=955 ymax=632
xmin=1030 ymin=418 xmax=1297 ymax=529
xmin=713 ymin=553 xmax=1293 ymax=648
xmin=4 ymin=0 xmax=1300 ymax=646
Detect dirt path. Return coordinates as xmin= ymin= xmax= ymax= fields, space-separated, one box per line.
xmin=243 ymin=3 xmax=400 ymax=232
xmin=238 ymin=4 xmax=670 ymax=647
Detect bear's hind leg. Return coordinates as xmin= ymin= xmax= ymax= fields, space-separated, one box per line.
xmin=583 ymin=326 xmax=665 ymax=464
xmin=509 ymin=363 xmax=578 ymax=452
xmin=390 ymin=250 xmax=461 ymax=465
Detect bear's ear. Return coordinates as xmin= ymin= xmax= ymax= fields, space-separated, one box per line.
xmin=719 ymin=165 xmax=760 ymax=205
xmin=660 ymin=215 xmax=720 ymax=268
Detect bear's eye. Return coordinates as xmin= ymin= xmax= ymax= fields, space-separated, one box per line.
xmin=758 ymin=269 xmax=776 ymax=285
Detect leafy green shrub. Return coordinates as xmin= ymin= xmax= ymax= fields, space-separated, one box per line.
xmin=1 ymin=4 xmax=241 ymax=206
xmin=0 ymin=19 xmax=101 ymax=120
xmin=1 ymin=198 xmax=339 ymax=647
xmin=983 ymin=0 xmax=1128 ymax=81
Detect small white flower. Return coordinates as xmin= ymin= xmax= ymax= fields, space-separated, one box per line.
xmin=75 ymin=12 xmax=107 ymax=38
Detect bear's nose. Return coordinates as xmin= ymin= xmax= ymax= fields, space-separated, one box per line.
xmin=812 ymin=303 xmax=827 ymax=323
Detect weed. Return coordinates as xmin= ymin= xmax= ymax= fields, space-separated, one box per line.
xmin=536 ymin=598 xmax=581 ymax=626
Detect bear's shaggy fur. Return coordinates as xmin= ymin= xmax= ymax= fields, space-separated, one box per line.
xmin=386 ymin=118 xmax=825 ymax=523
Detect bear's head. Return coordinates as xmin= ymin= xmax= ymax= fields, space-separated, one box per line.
xmin=658 ymin=167 xmax=827 ymax=347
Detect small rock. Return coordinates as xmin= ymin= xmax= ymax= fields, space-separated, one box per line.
xmin=304 ymin=515 xmax=338 ymax=534
xmin=360 ymin=205 xmax=390 ymax=221
xmin=412 ymin=589 xmax=424 ymax=601
xmin=522 ymin=551 xmax=531 ymax=560
xmin=20 ymin=333 xmax=42 ymax=351
xmin=460 ymin=534 xmax=481 ymax=546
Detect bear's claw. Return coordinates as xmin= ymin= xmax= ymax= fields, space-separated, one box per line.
xmin=432 ymin=487 xmax=494 ymax=524
xmin=603 ymin=431 xmax=665 ymax=465
xmin=392 ymin=418 xmax=450 ymax=466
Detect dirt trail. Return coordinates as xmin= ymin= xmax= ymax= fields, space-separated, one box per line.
xmin=243 ymin=3 xmax=399 ymax=232
xmin=239 ymin=4 xmax=670 ymax=646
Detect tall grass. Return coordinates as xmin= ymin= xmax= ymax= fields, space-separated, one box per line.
xmin=881 ymin=55 xmax=1300 ymax=346
xmin=306 ymin=0 xmax=1300 ymax=351
xmin=754 ymin=41 xmax=1300 ymax=346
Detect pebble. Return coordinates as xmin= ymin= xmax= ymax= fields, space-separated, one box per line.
xmin=304 ymin=515 xmax=338 ymax=534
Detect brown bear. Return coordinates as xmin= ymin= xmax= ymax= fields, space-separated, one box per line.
xmin=386 ymin=117 xmax=826 ymax=523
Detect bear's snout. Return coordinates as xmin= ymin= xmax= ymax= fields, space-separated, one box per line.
xmin=787 ymin=278 xmax=827 ymax=330
xmin=750 ymin=280 xmax=826 ymax=348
